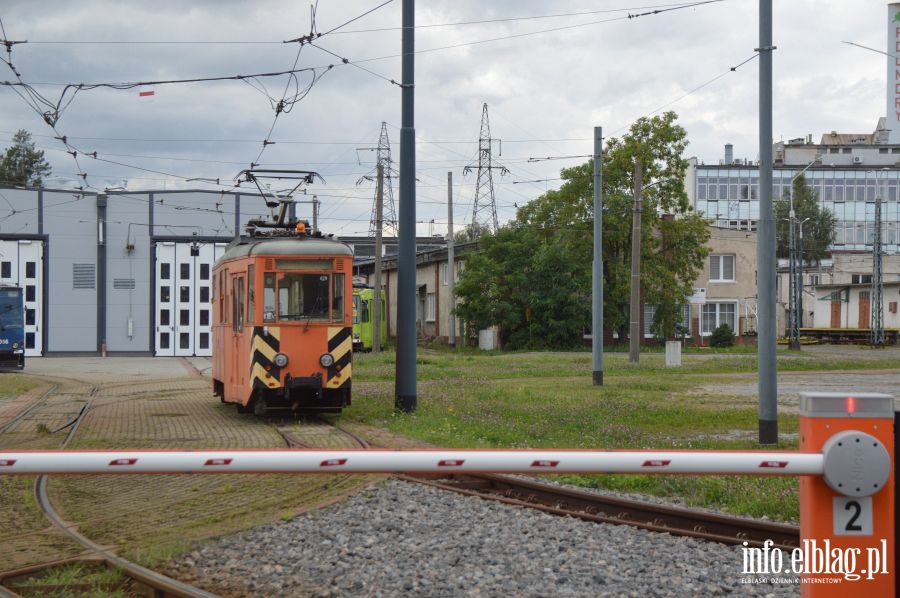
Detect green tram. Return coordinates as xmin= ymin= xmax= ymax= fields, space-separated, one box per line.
xmin=352 ymin=284 xmax=387 ymax=351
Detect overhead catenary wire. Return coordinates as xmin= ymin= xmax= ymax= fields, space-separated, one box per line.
xmin=0 ymin=0 xmax=743 ymax=230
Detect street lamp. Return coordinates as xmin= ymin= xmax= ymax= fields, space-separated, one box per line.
xmin=787 ymin=155 xmax=821 ymax=350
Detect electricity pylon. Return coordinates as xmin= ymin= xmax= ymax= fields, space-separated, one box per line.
xmin=464 ymin=103 xmax=507 ymax=235
xmin=367 ymin=122 xmax=398 ymax=238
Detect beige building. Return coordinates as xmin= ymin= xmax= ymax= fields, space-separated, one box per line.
xmin=803 ymin=252 xmax=900 ymax=332
xmin=688 ymin=226 xmax=767 ymax=341
xmin=356 ymin=241 xmax=477 ymax=345
xmin=358 ymin=224 xmax=900 ymax=347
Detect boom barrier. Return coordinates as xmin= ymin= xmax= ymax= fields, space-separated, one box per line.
xmin=0 ymin=392 xmax=895 ymax=596
xmin=0 ymin=449 xmax=823 ymax=476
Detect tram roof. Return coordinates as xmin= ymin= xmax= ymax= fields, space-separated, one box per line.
xmin=219 ymin=235 xmax=353 ymax=262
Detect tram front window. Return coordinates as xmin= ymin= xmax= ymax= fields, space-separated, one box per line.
xmin=277 ymin=273 xmax=331 ymax=321
xmin=0 ymin=290 xmax=23 ymax=330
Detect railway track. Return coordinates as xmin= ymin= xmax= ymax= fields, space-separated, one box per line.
xmin=0 ymin=378 xmax=220 ymax=598
xmin=289 ymin=420 xmax=800 ymax=551
xmin=2 ymin=393 xmax=800 ymax=594
xmin=399 ymin=473 xmax=800 ymax=550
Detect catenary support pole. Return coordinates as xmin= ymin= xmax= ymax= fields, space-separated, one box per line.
xmin=373 ymin=163 xmax=383 ymax=353
xmin=757 ymin=0 xmax=777 ymax=444
xmin=447 ymin=171 xmax=456 ymax=348
xmin=395 ymin=0 xmax=416 ymax=412
xmin=592 ymin=126 xmax=604 ymax=385
xmin=629 ymin=161 xmax=642 ymax=364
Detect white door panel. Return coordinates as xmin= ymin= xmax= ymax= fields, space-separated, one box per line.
xmin=0 ymin=240 xmax=43 ymax=356
xmin=155 ymin=241 xmax=225 ymax=357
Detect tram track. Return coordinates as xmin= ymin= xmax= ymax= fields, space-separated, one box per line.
xmin=291 ymin=419 xmax=800 ymax=551
xmin=399 ymin=473 xmax=800 ymax=550
xmin=0 ymin=378 xmax=220 ymax=598
xmin=3 ymin=389 xmax=801 ymax=594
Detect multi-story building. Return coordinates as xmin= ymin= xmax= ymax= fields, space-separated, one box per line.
xmin=688 ymin=123 xmax=900 ymax=253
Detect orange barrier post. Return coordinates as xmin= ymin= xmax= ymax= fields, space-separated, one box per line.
xmin=798 ymin=392 xmax=895 ymax=596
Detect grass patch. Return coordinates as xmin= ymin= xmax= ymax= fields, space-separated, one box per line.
xmin=0 ymin=373 xmax=39 ymax=397
xmin=346 ymin=346 xmax=887 ymax=522
xmin=7 ymin=562 xmax=128 ymax=597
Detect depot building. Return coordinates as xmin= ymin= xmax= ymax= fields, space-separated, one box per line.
xmin=0 ymin=186 xmax=455 ymax=358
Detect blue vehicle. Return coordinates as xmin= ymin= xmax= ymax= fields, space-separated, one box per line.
xmin=0 ymin=286 xmax=25 ymax=369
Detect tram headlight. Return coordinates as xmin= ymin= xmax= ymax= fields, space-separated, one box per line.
xmin=273 ymin=352 xmax=289 ymax=368
xmin=319 ymin=353 xmax=335 ymax=367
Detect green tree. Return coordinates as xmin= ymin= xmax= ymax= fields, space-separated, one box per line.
xmin=455 ymin=111 xmax=710 ymax=347
xmin=0 ymin=130 xmax=51 ymax=187
xmin=520 ymin=240 xmax=591 ymax=348
xmin=516 ymin=111 xmax=709 ymax=340
xmin=453 ymin=226 xmax=539 ymax=347
xmin=774 ymin=174 xmax=836 ymax=263
xmin=454 ymin=221 xmax=491 ymax=243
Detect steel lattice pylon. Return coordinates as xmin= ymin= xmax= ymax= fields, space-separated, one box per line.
xmin=464 ymin=103 xmax=507 ymax=234
xmin=368 ymin=122 xmax=398 ymax=238
xmin=871 ymin=177 xmax=884 ymax=346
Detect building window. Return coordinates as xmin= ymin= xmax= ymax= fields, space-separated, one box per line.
xmin=425 ymin=293 xmax=436 ymax=322
xmin=851 ymin=274 xmax=873 ymax=284
xmin=644 ymin=304 xmax=690 ymax=338
xmin=710 ymin=255 xmax=735 ymax=282
xmin=701 ymin=302 xmax=737 ymax=335
xmin=441 ymin=262 xmax=449 ymax=285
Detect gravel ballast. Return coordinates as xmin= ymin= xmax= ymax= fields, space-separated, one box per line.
xmin=166 ymin=479 xmax=800 ymax=597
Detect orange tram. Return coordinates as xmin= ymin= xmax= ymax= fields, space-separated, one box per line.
xmin=212 ymin=217 xmax=354 ymax=415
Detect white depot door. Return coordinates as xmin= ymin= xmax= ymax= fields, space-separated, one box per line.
xmin=0 ymin=239 xmax=44 ymax=356
xmin=155 ymin=241 xmax=225 ymax=357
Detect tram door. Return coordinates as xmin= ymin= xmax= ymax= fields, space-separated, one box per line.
xmin=155 ymin=241 xmax=225 ymax=357
xmin=0 ymin=239 xmax=43 ymax=357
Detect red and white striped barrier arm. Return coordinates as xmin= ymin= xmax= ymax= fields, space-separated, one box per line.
xmin=0 ymin=449 xmax=823 ymax=475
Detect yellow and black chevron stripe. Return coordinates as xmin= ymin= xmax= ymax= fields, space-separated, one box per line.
xmin=250 ymin=326 xmax=283 ymax=389
xmin=325 ymin=326 xmax=352 ymax=388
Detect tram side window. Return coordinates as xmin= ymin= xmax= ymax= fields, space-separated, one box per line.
xmin=361 ymin=297 xmax=370 ymax=323
xmin=247 ymin=265 xmax=255 ymax=324
xmin=233 ymin=276 xmax=244 ymax=332
xmin=219 ymin=269 xmax=228 ymax=324
xmin=333 ymin=273 xmax=344 ymax=321
xmin=263 ymin=273 xmax=276 ymax=322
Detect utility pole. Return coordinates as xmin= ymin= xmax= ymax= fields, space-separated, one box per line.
xmin=757 ymin=0 xmax=777 ymax=444
xmin=629 ymin=161 xmax=642 ymax=363
xmin=592 ymin=126 xmax=604 ymax=385
xmin=447 ymin=171 xmax=456 ymax=348
xmin=312 ymin=196 xmax=319 ymax=233
xmin=787 ymin=193 xmax=799 ymax=349
xmin=465 ymin=103 xmax=508 ymax=234
xmin=373 ymin=163 xmax=384 ymax=353
xmin=395 ymin=0 xmax=416 ymax=413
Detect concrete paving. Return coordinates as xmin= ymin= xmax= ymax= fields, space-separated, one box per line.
xmin=20 ymin=355 xmax=213 ymax=383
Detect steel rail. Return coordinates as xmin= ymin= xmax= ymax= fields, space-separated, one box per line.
xmin=27 ymin=391 xmax=220 ymax=598
xmin=400 ymin=473 xmax=800 ymax=551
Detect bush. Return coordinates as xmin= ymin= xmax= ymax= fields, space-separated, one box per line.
xmin=710 ymin=323 xmax=735 ymax=348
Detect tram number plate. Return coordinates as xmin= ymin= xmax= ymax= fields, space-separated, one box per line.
xmin=833 ymin=496 xmax=873 ymax=536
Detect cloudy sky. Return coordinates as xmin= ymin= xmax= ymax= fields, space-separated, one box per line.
xmin=0 ymin=1 xmax=891 ymax=236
